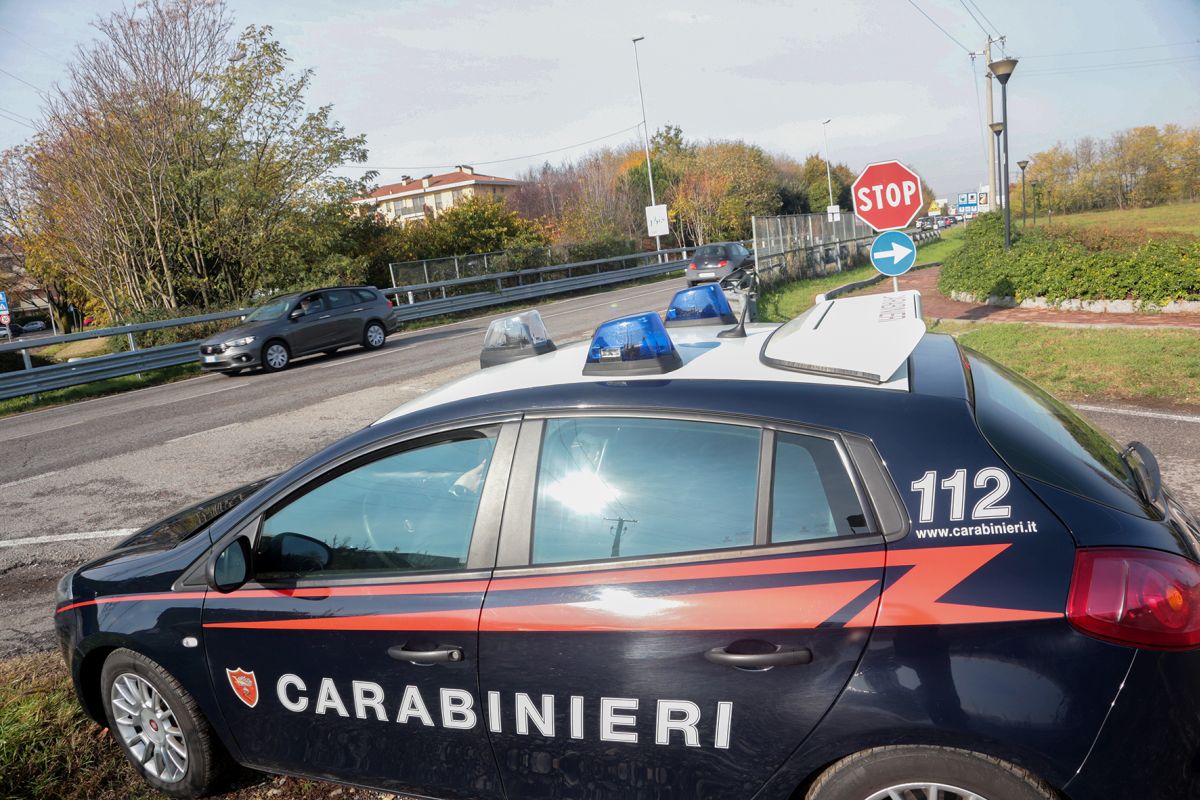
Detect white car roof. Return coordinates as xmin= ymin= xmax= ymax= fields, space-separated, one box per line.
xmin=375 ymin=290 xmax=925 ymax=424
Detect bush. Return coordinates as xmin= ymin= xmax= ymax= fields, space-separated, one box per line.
xmin=939 ymin=213 xmax=1200 ymax=306
xmin=105 ymin=306 xmax=234 ymax=353
xmin=0 ymin=350 xmax=52 ymax=373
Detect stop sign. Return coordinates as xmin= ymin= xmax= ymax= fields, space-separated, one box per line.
xmin=851 ymin=160 xmax=924 ymax=232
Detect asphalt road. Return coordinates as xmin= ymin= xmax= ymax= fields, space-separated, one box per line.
xmin=2 ymin=276 xmax=1199 ymax=658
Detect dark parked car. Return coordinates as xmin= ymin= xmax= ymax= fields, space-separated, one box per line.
xmin=198 ymin=286 xmax=398 ymax=375
xmin=686 ymin=242 xmax=753 ymax=287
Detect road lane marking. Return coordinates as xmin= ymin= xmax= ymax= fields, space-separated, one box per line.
xmin=0 ymin=528 xmax=137 ymax=548
xmin=166 ymin=422 xmax=242 ymax=444
xmin=0 ymin=380 xmax=250 ymax=444
xmin=1073 ymin=404 xmax=1200 ymax=425
xmin=0 ymin=470 xmax=61 ymax=491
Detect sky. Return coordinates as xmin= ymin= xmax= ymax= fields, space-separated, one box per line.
xmin=0 ymin=0 xmax=1197 ymax=200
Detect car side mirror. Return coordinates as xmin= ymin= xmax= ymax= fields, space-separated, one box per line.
xmin=207 ymin=536 xmax=253 ymax=593
xmin=288 ymin=307 xmax=304 ymax=320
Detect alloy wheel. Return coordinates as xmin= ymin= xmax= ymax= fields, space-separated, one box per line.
xmin=265 ymin=343 xmax=289 ymax=369
xmin=865 ymin=784 xmax=990 ymax=800
xmin=366 ymin=324 xmax=385 ymax=347
xmin=109 ymin=672 xmax=189 ymax=783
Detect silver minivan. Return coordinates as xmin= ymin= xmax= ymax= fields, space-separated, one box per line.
xmin=198 ymin=286 xmax=398 ymax=375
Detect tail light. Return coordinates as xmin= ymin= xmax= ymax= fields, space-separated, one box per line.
xmin=718 ymin=260 xmax=729 ymax=267
xmin=688 ymin=263 xmax=697 ymax=270
xmin=1067 ymin=548 xmax=1200 ymax=649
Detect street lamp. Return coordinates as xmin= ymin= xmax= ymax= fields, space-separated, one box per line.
xmin=821 ymin=119 xmax=835 ymax=209
xmin=1031 ymin=179 xmax=1040 ymax=226
xmin=989 ymin=56 xmax=1018 ymax=249
xmin=1017 ymin=159 xmax=1030 ymax=228
xmin=631 ymin=37 xmax=661 ymax=257
xmin=989 ymin=121 xmax=1005 ymax=245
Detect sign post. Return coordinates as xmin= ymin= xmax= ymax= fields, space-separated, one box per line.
xmin=852 ymin=160 xmax=926 ymax=293
xmin=0 ymin=291 xmax=9 ymax=340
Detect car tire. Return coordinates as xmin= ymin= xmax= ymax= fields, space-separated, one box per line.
xmin=261 ymin=340 xmax=290 ymax=372
xmin=100 ymin=648 xmax=230 ymax=799
xmin=362 ymin=321 xmax=386 ymax=350
xmin=806 ymin=746 xmax=1056 ymax=800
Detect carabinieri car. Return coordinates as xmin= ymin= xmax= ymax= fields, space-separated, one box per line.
xmin=56 ymin=286 xmax=1200 ymax=800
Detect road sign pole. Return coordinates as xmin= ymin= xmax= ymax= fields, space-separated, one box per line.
xmin=893 ymin=276 xmax=899 ymax=293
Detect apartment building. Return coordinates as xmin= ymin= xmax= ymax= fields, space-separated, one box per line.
xmin=353 ymin=165 xmax=522 ymax=225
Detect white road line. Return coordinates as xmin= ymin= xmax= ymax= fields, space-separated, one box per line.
xmin=166 ymin=421 xmax=242 ymax=444
xmin=0 ymin=469 xmax=61 ymax=491
xmin=1074 ymin=403 xmax=1200 ymax=425
xmin=0 ymin=528 xmax=137 ymax=548
xmin=0 ymin=380 xmax=249 ymax=445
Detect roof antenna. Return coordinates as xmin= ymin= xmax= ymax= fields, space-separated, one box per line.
xmin=717 ymin=269 xmax=757 ymax=339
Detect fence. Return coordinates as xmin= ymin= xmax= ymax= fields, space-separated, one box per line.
xmin=751 ymin=212 xmax=877 ymax=288
xmin=387 ymin=241 xmax=640 ymax=288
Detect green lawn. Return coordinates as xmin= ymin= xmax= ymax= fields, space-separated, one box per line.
xmin=759 ymin=226 xmax=965 ymax=322
xmin=1031 ymin=202 xmax=1200 ymax=236
xmin=932 ymin=319 xmax=1200 ymax=406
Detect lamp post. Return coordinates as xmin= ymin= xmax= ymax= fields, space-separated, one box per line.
xmin=989 ymin=121 xmax=1005 ymax=245
xmin=821 ymin=119 xmax=835 ymax=209
xmin=1031 ymin=179 xmax=1040 ymax=226
xmin=1017 ymin=159 xmax=1030 ymax=228
xmin=989 ymin=56 xmax=1018 ymax=249
xmin=631 ymin=37 xmax=661 ymax=257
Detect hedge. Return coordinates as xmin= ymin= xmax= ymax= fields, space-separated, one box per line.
xmin=938 ymin=213 xmax=1200 ymax=306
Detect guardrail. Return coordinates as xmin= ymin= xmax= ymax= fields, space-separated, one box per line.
xmin=0 ymin=250 xmax=688 ymax=401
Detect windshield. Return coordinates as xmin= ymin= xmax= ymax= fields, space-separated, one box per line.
xmin=246 ymin=300 xmax=291 ymax=321
xmin=965 ymin=348 xmax=1147 ymax=517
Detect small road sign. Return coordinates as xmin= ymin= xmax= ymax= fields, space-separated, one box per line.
xmin=870 ymin=231 xmax=917 ymax=277
xmin=645 ymin=204 xmax=669 ymax=237
xmin=0 ymin=290 xmax=8 ymax=315
xmin=0 ymin=312 xmax=10 ymax=326
xmin=852 ymin=160 xmax=925 ymax=232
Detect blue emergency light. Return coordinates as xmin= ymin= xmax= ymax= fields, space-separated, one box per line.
xmin=583 ymin=312 xmax=682 ymax=376
xmin=664 ymin=284 xmax=736 ymax=327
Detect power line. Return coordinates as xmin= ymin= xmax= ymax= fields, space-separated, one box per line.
xmin=1022 ymin=54 xmax=1200 ymax=76
xmin=1023 ymin=39 xmax=1199 ymax=59
xmin=904 ymin=0 xmax=972 ymax=53
xmin=968 ymin=54 xmax=988 ymax=176
xmin=342 ymin=122 xmax=643 ymax=171
xmin=966 ymin=0 xmax=1002 ymax=38
xmin=0 ymin=105 xmax=35 ymax=125
xmin=0 ymin=24 xmax=58 ymax=62
xmin=956 ymin=0 xmax=993 ymax=40
xmin=0 ymin=66 xmax=44 ymax=94
xmin=0 ymin=109 xmax=36 ymax=130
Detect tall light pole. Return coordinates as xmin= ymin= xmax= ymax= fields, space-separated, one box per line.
xmin=989 ymin=122 xmax=1006 ymax=246
xmin=1031 ymin=179 xmax=1040 ymax=226
xmin=1017 ymin=159 xmax=1030 ymax=228
xmin=631 ymin=36 xmax=661 ymax=256
xmin=821 ymin=119 xmax=835 ymax=209
xmin=989 ymin=56 xmax=1018 ymax=249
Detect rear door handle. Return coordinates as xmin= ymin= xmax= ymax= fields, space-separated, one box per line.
xmin=705 ymin=645 xmax=812 ymax=669
xmin=388 ymin=644 xmax=464 ymax=665
xmin=353 ymin=307 xmax=365 ymax=312
xmin=318 ymin=314 xmax=331 ymax=320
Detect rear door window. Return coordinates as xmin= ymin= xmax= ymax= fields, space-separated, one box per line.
xmin=965 ymin=348 xmax=1147 ymax=516
xmin=770 ymin=432 xmax=869 ymax=542
xmin=322 ymin=290 xmax=355 ymax=309
xmin=531 ymin=417 xmax=759 ymax=564
xmin=354 ymin=288 xmax=378 ymax=303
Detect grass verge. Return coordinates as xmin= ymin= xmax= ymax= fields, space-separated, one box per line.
xmin=1039 ymin=202 xmax=1200 ymax=237
xmin=759 ymin=227 xmax=966 ymax=321
xmin=0 ymin=651 xmax=414 ymax=800
xmin=931 ymin=319 xmax=1200 ymax=406
xmin=0 ymin=363 xmax=202 ymax=417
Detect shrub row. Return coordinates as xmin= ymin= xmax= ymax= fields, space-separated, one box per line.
xmin=939 ymin=213 xmax=1200 ymax=306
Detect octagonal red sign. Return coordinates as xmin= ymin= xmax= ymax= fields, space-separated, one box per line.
xmin=851 ymin=160 xmax=924 ymax=232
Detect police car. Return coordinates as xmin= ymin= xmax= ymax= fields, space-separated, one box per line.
xmin=55 ymin=285 xmax=1200 ymax=800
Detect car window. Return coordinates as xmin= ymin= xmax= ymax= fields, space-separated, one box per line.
xmin=355 ymin=288 xmax=378 ymax=303
xmin=695 ymin=245 xmax=728 ymax=259
xmin=323 ymin=290 xmax=355 ymax=309
xmin=965 ymin=348 xmax=1147 ymax=517
xmin=532 ymin=417 xmax=759 ymax=564
xmin=296 ymin=293 xmax=325 ymax=315
xmin=256 ymin=432 xmax=497 ymax=579
xmin=771 ymin=432 xmax=869 ymax=542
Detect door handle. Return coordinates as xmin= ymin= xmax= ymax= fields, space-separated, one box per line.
xmin=705 ymin=644 xmax=812 ymax=669
xmin=318 ymin=314 xmax=331 ymax=320
xmin=353 ymin=307 xmax=364 ymax=312
xmin=388 ymin=644 xmax=464 ymax=665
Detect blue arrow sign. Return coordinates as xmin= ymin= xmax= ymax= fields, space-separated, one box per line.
xmin=0 ymin=290 xmax=8 ymax=314
xmin=870 ymin=231 xmax=917 ymax=277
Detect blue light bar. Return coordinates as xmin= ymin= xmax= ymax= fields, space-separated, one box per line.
xmin=665 ymin=284 xmax=736 ymax=327
xmin=583 ymin=312 xmax=682 ymax=376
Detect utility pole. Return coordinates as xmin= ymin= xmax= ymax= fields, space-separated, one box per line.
xmin=984 ymin=38 xmax=996 ymax=211
xmin=631 ymin=37 xmax=662 ymax=259
xmin=605 ymin=517 xmax=637 ymax=558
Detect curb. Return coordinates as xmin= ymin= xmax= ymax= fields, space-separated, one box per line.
xmin=817 ymin=261 xmax=943 ymax=302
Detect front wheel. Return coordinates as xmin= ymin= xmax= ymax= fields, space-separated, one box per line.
xmin=100 ymin=648 xmax=230 ymax=798
xmin=363 ymin=321 xmax=386 ymax=350
xmin=806 ymin=746 xmax=1056 ymax=800
xmin=261 ymin=340 xmax=290 ymax=372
